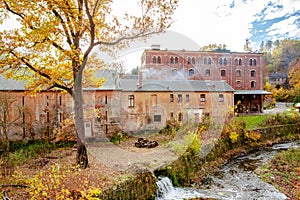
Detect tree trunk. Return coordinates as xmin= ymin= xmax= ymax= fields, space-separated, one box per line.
xmin=73 ymin=66 xmax=88 ymax=168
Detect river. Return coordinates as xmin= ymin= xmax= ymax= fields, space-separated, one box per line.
xmin=156 ymin=141 xmax=300 ymax=200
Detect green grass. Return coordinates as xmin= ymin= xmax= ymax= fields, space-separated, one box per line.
xmin=236 ymin=115 xmax=270 ymax=130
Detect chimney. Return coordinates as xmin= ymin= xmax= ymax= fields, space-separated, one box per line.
xmin=151 ymin=44 xmax=160 ymax=50
xmin=138 ymin=71 xmax=143 ymax=88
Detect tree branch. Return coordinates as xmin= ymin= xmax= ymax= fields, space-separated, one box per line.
xmin=9 ymin=50 xmax=73 ymax=95
xmin=95 ymin=30 xmax=161 ymax=46
xmin=3 ymin=1 xmax=25 ymax=19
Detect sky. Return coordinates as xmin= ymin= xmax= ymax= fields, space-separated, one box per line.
xmin=112 ymin=0 xmax=300 ymax=71
xmin=1 ymin=0 xmax=300 ymax=72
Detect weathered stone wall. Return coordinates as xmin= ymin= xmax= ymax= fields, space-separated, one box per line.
xmin=99 ymin=171 xmax=157 ymax=200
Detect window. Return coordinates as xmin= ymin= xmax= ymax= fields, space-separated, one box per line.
xmin=251 ymin=81 xmax=256 ymax=88
xmin=204 ymin=57 xmax=207 ymax=64
xmin=235 ymin=59 xmax=239 ymax=65
xmin=224 ymin=58 xmax=227 ymax=65
xmin=238 ymin=58 xmax=242 ymax=66
xmin=188 ymin=68 xmax=195 ymax=76
xmin=151 ymin=94 xmax=157 ymax=106
xmin=170 ymin=57 xmax=174 ymax=64
xmin=172 ymin=69 xmax=177 ymax=76
xmin=59 ymin=112 xmax=63 ymax=123
xmin=219 ymin=58 xmax=223 ymax=65
xmin=128 ymin=95 xmax=135 ymax=107
xmin=153 ymin=56 xmax=156 ymax=63
xmin=236 ymin=69 xmax=242 ymax=77
xmin=178 ymin=113 xmax=183 ymax=121
xmin=251 ymin=70 xmax=256 ymax=77
xmin=59 ymin=96 xmax=62 ymax=105
xmin=200 ymin=94 xmax=205 ymax=102
xmin=175 ymin=57 xmax=178 ymax=64
xmin=192 ymin=57 xmax=196 ymax=64
xmin=253 ymin=59 xmax=257 ymax=66
xmin=208 ymin=58 xmax=212 ymax=65
xmin=221 ymin=69 xmax=226 ymax=76
xmin=186 ymin=94 xmax=190 ymax=102
xmin=249 ymin=59 xmax=253 ymax=66
xmin=188 ymin=57 xmax=191 ymax=64
xmin=154 ymin=115 xmax=161 ymax=122
xmin=170 ymin=94 xmax=174 ymax=102
xmin=170 ymin=112 xmax=174 ymax=119
xmin=205 ymin=69 xmax=210 ymax=76
xmin=218 ymin=94 xmax=224 ymax=102
xmin=105 ymin=96 xmax=108 ymax=104
xmin=178 ymin=94 xmax=182 ymax=102
xmin=236 ymin=80 xmax=242 ymax=88
xmin=157 ymin=56 xmax=161 ymax=64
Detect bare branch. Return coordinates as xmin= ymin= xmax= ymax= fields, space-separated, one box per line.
xmin=95 ymin=30 xmax=161 ymax=46
xmin=3 ymin=1 xmax=25 ymax=19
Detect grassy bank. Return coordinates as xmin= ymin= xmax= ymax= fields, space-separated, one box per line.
xmin=156 ymin=111 xmax=300 ymax=188
xmin=255 ymin=148 xmax=300 ymax=200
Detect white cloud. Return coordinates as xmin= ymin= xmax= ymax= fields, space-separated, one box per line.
xmin=266 ymin=15 xmax=300 ymax=39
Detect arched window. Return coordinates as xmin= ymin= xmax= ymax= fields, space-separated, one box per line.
xmin=153 ymin=56 xmax=156 ymax=63
xmin=253 ymin=59 xmax=257 ymax=66
xmin=204 ymin=57 xmax=207 ymax=64
xmin=170 ymin=57 xmax=174 ymax=64
xmin=172 ymin=69 xmax=177 ymax=76
xmin=249 ymin=59 xmax=253 ymax=66
xmin=219 ymin=58 xmax=223 ymax=65
xmin=251 ymin=70 xmax=256 ymax=77
xmin=192 ymin=57 xmax=196 ymax=64
xmin=188 ymin=68 xmax=195 ymax=76
xmin=208 ymin=58 xmax=212 ymax=65
xmin=238 ymin=59 xmax=242 ymax=66
xmin=251 ymin=81 xmax=256 ymax=88
xmin=236 ymin=70 xmax=242 ymax=77
xmin=157 ymin=56 xmax=161 ymax=64
xmin=235 ymin=59 xmax=239 ymax=65
xmin=187 ymin=57 xmax=191 ymax=64
xmin=236 ymin=81 xmax=242 ymax=88
xmin=175 ymin=57 xmax=179 ymax=64
xmin=224 ymin=58 xmax=227 ymax=65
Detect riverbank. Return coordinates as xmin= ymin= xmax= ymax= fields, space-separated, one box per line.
xmin=255 ymin=148 xmax=300 ymax=199
xmin=155 ymin=122 xmax=300 ymax=191
xmin=1 ymin=112 xmax=299 ymax=199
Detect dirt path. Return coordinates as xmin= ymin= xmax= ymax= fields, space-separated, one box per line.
xmin=88 ymin=141 xmax=178 ymax=172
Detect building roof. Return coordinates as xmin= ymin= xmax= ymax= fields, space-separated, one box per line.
xmin=0 ymin=71 xmax=235 ymax=93
xmin=234 ymin=90 xmax=272 ymax=95
xmin=120 ymin=79 xmax=235 ymax=92
xmin=83 ymin=70 xmax=121 ymax=90
xmin=0 ymin=70 xmax=122 ymax=91
xmin=0 ymin=75 xmax=25 ymax=90
xmin=269 ymin=72 xmax=288 ymax=79
xmin=143 ymin=48 xmax=264 ymax=55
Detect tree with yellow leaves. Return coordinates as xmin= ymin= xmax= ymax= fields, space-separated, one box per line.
xmin=289 ymin=58 xmax=300 ymax=89
xmin=0 ymin=0 xmax=179 ymax=168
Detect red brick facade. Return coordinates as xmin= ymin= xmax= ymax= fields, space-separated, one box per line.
xmin=141 ymin=49 xmax=265 ymax=90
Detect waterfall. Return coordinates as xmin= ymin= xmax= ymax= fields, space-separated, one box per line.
xmin=155 ymin=177 xmax=207 ymax=200
xmin=155 ymin=177 xmax=175 ymax=199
